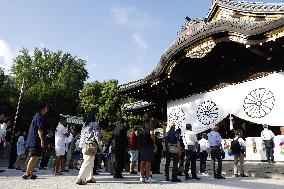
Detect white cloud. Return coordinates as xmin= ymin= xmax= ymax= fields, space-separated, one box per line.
xmin=129 ymin=66 xmax=145 ymax=79
xmin=132 ymin=33 xmax=147 ymax=50
xmin=0 ymin=39 xmax=13 ymax=72
xmin=110 ymin=5 xmax=149 ymax=28
xmin=39 ymin=42 xmax=45 ymax=48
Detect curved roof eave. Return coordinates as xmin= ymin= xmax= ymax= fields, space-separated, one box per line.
xmin=117 ymin=16 xmax=284 ymax=93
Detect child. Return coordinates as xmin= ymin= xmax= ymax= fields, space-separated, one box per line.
xmin=15 ymin=130 xmax=26 ymax=170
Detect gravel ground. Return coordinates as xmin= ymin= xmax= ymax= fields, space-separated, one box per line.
xmin=0 ymin=167 xmax=284 ymax=189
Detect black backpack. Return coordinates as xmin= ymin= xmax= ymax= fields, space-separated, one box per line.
xmin=231 ymin=138 xmax=241 ymax=155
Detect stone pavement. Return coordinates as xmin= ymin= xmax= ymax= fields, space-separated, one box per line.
xmin=0 ymin=167 xmax=284 ymax=189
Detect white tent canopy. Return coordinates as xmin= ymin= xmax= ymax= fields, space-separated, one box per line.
xmin=167 ymin=72 xmax=284 ymax=135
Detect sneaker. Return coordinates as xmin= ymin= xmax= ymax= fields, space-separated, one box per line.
xmin=139 ymin=177 xmax=145 ymax=183
xmin=171 ymin=178 xmax=181 ymax=182
xmin=145 ymin=178 xmax=156 ymax=183
xmin=240 ymin=174 xmax=248 ymax=177
xmin=30 ymin=174 xmax=38 ymax=179
xmin=16 ymin=167 xmax=21 ymax=170
xmin=165 ymin=177 xmax=170 ymax=181
xmin=22 ymin=174 xmax=30 ymax=179
xmin=234 ymin=174 xmax=239 ymax=177
xmin=76 ymin=179 xmax=87 ymax=185
xmin=86 ymin=177 xmax=96 ymax=183
xmin=8 ymin=166 xmax=15 ymax=169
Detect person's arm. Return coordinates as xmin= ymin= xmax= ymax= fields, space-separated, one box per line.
xmin=38 ymin=129 xmax=44 ymax=148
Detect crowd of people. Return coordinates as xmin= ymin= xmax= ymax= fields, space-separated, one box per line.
xmin=0 ymin=104 xmax=277 ymax=185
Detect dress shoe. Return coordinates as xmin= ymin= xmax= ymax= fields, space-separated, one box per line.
xmin=192 ymin=176 xmax=201 ymax=180
xmin=240 ymin=174 xmax=248 ymax=177
xmin=185 ymin=175 xmax=191 ymax=180
xmin=215 ymin=175 xmax=225 ymax=179
xmin=171 ymin=178 xmax=181 ymax=182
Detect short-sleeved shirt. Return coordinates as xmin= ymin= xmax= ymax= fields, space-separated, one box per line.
xmin=167 ymin=128 xmax=179 ymax=144
xmin=207 ymin=131 xmax=222 ymax=147
xmin=26 ymin=112 xmax=45 ymax=147
xmin=55 ymin=123 xmax=68 ymax=149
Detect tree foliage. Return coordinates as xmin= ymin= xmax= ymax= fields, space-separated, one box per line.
xmin=11 ymin=48 xmax=88 ymax=128
xmin=0 ymin=67 xmax=18 ymax=116
xmin=79 ymin=80 xmax=140 ymax=130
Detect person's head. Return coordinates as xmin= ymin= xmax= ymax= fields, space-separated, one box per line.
xmin=263 ymin=124 xmax=269 ymax=129
xmin=4 ymin=117 xmax=12 ymax=126
xmin=211 ymin=125 xmax=219 ymax=131
xmin=202 ymin=133 xmax=207 ymax=139
xmin=0 ymin=109 xmax=4 ymax=121
xmin=38 ymin=102 xmax=48 ymax=115
xmin=169 ymin=122 xmax=175 ymax=129
xmin=143 ymin=113 xmax=150 ymax=123
xmin=186 ymin=123 xmax=192 ymax=131
xmin=235 ymin=129 xmax=242 ymax=137
xmin=59 ymin=116 xmax=67 ymax=126
xmin=84 ymin=109 xmax=98 ymax=125
xmin=21 ymin=129 xmax=27 ymax=137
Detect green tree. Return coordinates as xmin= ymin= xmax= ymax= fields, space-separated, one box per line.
xmin=79 ymin=80 xmax=140 ymax=130
xmin=11 ymin=48 xmax=88 ymax=128
xmin=0 ymin=67 xmax=18 ymax=116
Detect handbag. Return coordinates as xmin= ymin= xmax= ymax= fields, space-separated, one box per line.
xmin=82 ymin=139 xmax=98 ymax=156
xmin=168 ymin=144 xmax=179 ymax=154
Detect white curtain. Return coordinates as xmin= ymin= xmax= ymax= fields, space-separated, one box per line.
xmin=167 ymin=72 xmax=284 ymax=134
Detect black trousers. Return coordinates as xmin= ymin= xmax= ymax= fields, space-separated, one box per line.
xmin=114 ymin=151 xmax=125 ymax=177
xmin=264 ymin=140 xmax=274 ymax=162
xmin=199 ymin=151 xmax=208 ymax=173
xmin=184 ymin=149 xmax=197 ymax=177
xmin=164 ymin=152 xmax=179 ymax=179
xmin=210 ymin=148 xmax=222 ymax=177
xmin=8 ymin=144 xmax=17 ymax=168
xmin=152 ymin=150 xmax=162 ymax=173
xmin=178 ymin=150 xmax=185 ymax=174
xmin=93 ymin=154 xmax=98 ymax=173
xmin=40 ymin=151 xmax=50 ymax=168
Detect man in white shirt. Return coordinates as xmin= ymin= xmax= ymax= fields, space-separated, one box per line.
xmin=183 ymin=124 xmax=200 ymax=180
xmin=261 ymin=124 xmax=275 ymax=163
xmin=198 ymin=133 xmax=209 ymax=174
xmin=54 ymin=116 xmax=69 ymax=175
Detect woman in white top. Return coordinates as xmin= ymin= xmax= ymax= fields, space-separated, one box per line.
xmin=54 ymin=116 xmax=69 ymax=175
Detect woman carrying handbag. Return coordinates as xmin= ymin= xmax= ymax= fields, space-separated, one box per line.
xmin=76 ymin=110 xmax=102 ymax=185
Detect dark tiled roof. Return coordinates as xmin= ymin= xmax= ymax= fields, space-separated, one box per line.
xmin=208 ymin=0 xmax=284 ymax=19
xmin=117 ymin=16 xmax=284 ymax=92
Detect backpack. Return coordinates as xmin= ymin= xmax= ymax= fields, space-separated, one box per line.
xmin=230 ymin=138 xmax=241 ymax=155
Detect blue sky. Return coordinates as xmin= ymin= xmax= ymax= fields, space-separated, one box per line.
xmin=0 ymin=0 xmax=283 ymax=84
